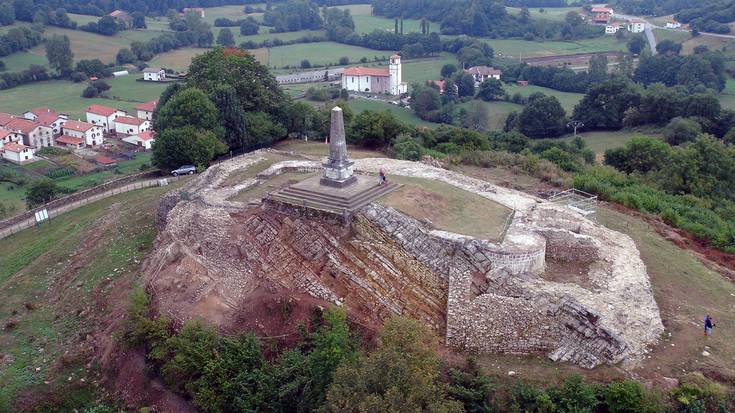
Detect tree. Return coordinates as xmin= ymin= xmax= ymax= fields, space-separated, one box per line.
xmin=588 ymin=54 xmax=608 ymax=84
xmin=604 ymin=136 xmax=671 ymax=173
xmin=300 ymin=59 xmax=311 ymax=69
xmin=242 ymin=111 xmax=286 ymax=147
xmin=441 ymin=63 xmax=457 ymax=79
xmin=573 ymin=78 xmax=641 ymax=130
xmin=462 ymin=100 xmax=491 ymax=131
xmin=519 ymin=95 xmax=567 ymax=138
xmin=152 ymin=126 xmax=227 ymax=169
xmin=210 ymin=86 xmax=247 ymax=149
xmin=45 ymin=34 xmax=73 ymax=76
xmin=664 ymin=117 xmax=702 ymax=145
xmin=283 ymin=101 xmax=317 ymax=138
xmin=448 ymin=358 xmax=494 ymax=413
xmin=476 ymin=78 xmax=504 ymax=101
xmin=96 ymin=15 xmax=119 ymax=36
xmin=656 ymin=39 xmax=682 ymax=55
xmin=116 ymin=48 xmax=136 ymax=64
xmin=154 ymin=87 xmax=221 ymax=135
xmin=455 ymin=72 xmax=476 ymax=98
xmin=627 ymin=35 xmax=646 ymax=55
xmin=240 ymin=17 xmax=259 ymax=35
xmin=392 ymin=134 xmax=424 ymax=161
xmin=411 ymin=85 xmax=441 ymax=120
xmin=131 ymin=12 xmax=146 ymax=29
xmin=216 ymin=28 xmax=235 ymax=46
xmin=565 ymin=11 xmax=583 ymax=27
xmin=0 ymin=2 xmax=15 ymax=26
xmin=349 ymin=110 xmax=404 ymax=148
xmin=324 ymin=317 xmax=463 ymax=413
xmin=187 ymin=48 xmax=286 ymax=115
xmin=26 ymin=179 xmax=59 ymax=208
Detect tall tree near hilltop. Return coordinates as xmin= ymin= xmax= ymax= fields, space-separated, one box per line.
xmin=210 ymin=86 xmax=248 ymax=149
xmin=45 ymin=34 xmax=73 ymax=76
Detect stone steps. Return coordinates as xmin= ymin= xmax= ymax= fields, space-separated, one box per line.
xmin=269 ymin=181 xmax=400 ymax=214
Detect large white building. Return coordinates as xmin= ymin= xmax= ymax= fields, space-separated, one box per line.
xmin=86 ymin=104 xmax=126 ymax=133
xmin=341 ymin=54 xmax=407 ymax=96
xmin=62 ymin=120 xmax=104 ymax=146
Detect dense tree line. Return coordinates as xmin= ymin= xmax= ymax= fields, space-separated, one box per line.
xmin=0 ymin=26 xmax=43 ymax=57
xmin=613 ymin=0 xmax=734 ymax=33
xmin=634 ymin=51 xmax=726 ymax=92
xmin=0 ymin=64 xmax=49 ymax=90
xmin=262 ymin=0 xmax=322 ymax=32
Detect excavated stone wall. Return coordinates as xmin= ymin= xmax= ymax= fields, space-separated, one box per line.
xmin=144 ymin=151 xmax=664 ymax=369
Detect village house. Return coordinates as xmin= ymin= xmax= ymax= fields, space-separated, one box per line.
xmin=4 ymin=118 xmax=54 ymax=147
xmin=591 ymin=7 xmax=614 ymax=23
xmin=1 ymin=142 xmax=35 ymax=164
xmin=341 ymin=55 xmax=407 ymax=96
xmin=123 ymin=131 xmax=155 ymax=150
xmin=135 ymin=100 xmax=158 ymax=121
xmin=605 ymin=23 xmax=622 ymax=34
xmin=86 ymin=104 xmax=125 ymax=133
xmin=464 ymin=66 xmax=502 ymax=86
xmin=55 ymin=135 xmax=86 ymax=149
xmin=628 ymin=19 xmax=645 ymax=33
xmin=62 ymin=120 xmax=104 ymax=146
xmin=666 ymin=21 xmax=682 ymax=29
xmin=23 ymin=107 xmax=68 ymax=136
xmin=114 ymin=116 xmax=151 ymax=136
xmin=109 ymin=10 xmax=132 ymax=26
xmin=143 ymin=68 xmax=166 ymax=82
xmin=0 ymin=128 xmax=23 ymax=148
xmin=182 ymin=7 xmax=205 ymax=18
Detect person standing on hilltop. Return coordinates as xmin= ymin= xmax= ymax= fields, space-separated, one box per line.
xmin=704 ymin=314 xmax=715 ymax=336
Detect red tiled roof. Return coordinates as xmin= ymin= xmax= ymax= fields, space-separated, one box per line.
xmin=116 ymin=116 xmax=146 ymax=126
xmin=63 ymin=120 xmax=96 ymax=133
xmin=591 ymin=7 xmax=612 ymax=12
xmin=2 ymin=142 xmax=30 ymax=153
xmin=390 ymin=54 xmax=401 ymax=59
xmin=86 ymin=104 xmax=119 ymax=117
xmin=31 ymin=108 xmax=63 ymax=126
xmin=6 ymin=118 xmax=40 ymax=135
xmin=0 ymin=112 xmax=16 ymax=126
xmin=56 ymin=135 xmax=85 ymax=146
xmin=0 ymin=128 xmax=17 ymax=140
xmin=343 ymin=67 xmax=390 ymax=77
xmin=135 ymin=100 xmax=158 ymax=112
xmin=95 ymin=155 xmax=117 ymax=165
xmin=137 ymin=131 xmax=155 ymax=141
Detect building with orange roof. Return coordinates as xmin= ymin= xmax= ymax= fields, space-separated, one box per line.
xmin=591 ymin=7 xmax=614 ymax=23
xmin=0 ymin=128 xmax=23 ymax=147
xmin=62 ymin=120 xmax=104 ymax=146
xmin=122 ymin=130 xmax=155 ymax=150
xmin=86 ymin=104 xmax=126 ymax=133
xmin=55 ymin=134 xmax=85 ymax=149
xmin=135 ymin=99 xmax=158 ymax=121
xmin=341 ymin=54 xmax=407 ymax=95
xmin=4 ymin=118 xmax=54 ymax=147
xmin=114 ymin=116 xmax=151 ymax=136
xmin=23 ymin=107 xmax=68 ymax=136
xmin=1 ymin=142 xmax=35 ymax=164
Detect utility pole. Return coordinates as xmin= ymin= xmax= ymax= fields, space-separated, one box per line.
xmin=567 ymin=120 xmax=584 ymax=138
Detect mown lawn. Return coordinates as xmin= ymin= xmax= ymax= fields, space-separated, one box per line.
xmin=457 ymin=99 xmax=523 ymax=130
xmin=267 ymin=42 xmax=394 ymax=68
xmin=0 ymin=52 xmax=48 ymax=72
xmin=503 ymin=83 xmax=583 ymax=113
xmin=468 ymin=36 xmax=628 ymax=59
xmin=402 ymin=53 xmax=460 ymax=85
xmin=0 ymin=183 xmax=177 ymax=411
xmin=551 ymin=130 xmax=655 ymax=155
xmin=507 ymin=6 xmax=582 ymax=22
xmin=350 ymin=98 xmax=439 ymax=128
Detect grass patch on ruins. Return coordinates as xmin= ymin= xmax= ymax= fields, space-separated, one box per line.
xmin=273 ymin=139 xmax=385 ymax=159
xmin=379 ymin=176 xmax=513 ymax=241
xmin=230 ymin=171 xmax=317 ymax=202
xmin=0 ymin=184 xmax=178 ymax=410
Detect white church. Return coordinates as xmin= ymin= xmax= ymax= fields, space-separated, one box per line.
xmin=341 ymin=54 xmax=408 ymax=96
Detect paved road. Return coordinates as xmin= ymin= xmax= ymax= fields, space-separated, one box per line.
xmin=615 ymin=13 xmax=657 ymax=54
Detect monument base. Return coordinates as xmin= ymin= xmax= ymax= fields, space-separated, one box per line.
xmin=320 ymin=175 xmax=357 ymax=188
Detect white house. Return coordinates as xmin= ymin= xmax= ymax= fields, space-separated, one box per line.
xmin=135 ymin=99 xmax=158 ymax=121
xmin=666 ymin=21 xmax=681 ymax=29
xmin=1 ymin=142 xmax=35 ymax=164
xmin=182 ymin=7 xmax=205 ymax=17
xmin=0 ymin=128 xmax=23 ymax=147
xmin=23 ymin=107 xmax=68 ymax=136
xmin=341 ymin=54 xmax=407 ymax=96
xmin=62 ymin=120 xmax=104 ymax=146
xmin=605 ymin=23 xmax=622 ymax=34
xmin=464 ymin=66 xmax=502 ymax=86
xmin=122 ymin=131 xmax=155 ymax=150
xmin=143 ymin=67 xmax=166 ymax=82
xmin=628 ymin=19 xmax=645 ymax=33
xmin=4 ymin=118 xmax=54 ymax=147
xmin=86 ymin=104 xmax=126 ymax=133
xmin=114 ymin=116 xmax=151 ymax=136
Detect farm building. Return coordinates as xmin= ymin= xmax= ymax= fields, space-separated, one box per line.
xmin=666 ymin=21 xmax=681 ymax=28
xmin=591 ymin=7 xmax=614 ymax=23
xmin=605 ymin=23 xmax=622 ymax=34
xmin=135 ymin=100 xmax=158 ymax=121
xmin=1 ymin=142 xmax=35 ymax=164
xmin=182 ymin=7 xmax=205 ymax=17
xmin=0 ymin=128 xmax=23 ymax=147
xmin=23 ymin=107 xmax=68 ymax=136
xmin=55 ymin=135 xmax=86 ymax=149
xmin=628 ymin=19 xmax=645 ymax=33
xmin=95 ymin=155 xmax=118 ymax=166
xmin=63 ymin=120 xmax=104 ymax=146
xmin=114 ymin=117 xmax=151 ymax=136
xmin=123 ymin=131 xmax=155 ymax=150
xmin=465 ymin=66 xmax=502 ymax=86
xmin=341 ymin=55 xmax=407 ymax=96
xmin=86 ymin=104 xmax=126 ymax=133
xmin=143 ymin=68 xmax=166 ymax=82
xmin=4 ymin=118 xmax=54 ymax=147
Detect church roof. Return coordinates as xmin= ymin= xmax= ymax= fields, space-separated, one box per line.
xmin=343 ymin=67 xmax=390 ymax=77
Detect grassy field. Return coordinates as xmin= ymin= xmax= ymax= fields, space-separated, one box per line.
xmin=470 ymin=36 xmax=629 ymax=59
xmin=503 ymin=83 xmax=583 ymax=112
xmin=0 ymin=76 xmax=167 ymax=119
xmin=719 ymin=78 xmax=735 ymax=110
xmin=552 ymin=130 xmax=648 ymax=155
xmin=0 ymin=183 xmax=179 ymax=410
xmin=380 ymin=176 xmax=513 ymax=241
xmin=507 ymin=6 xmax=581 ymax=22
xmin=350 ymin=98 xmax=439 ymax=128
xmin=0 ymin=52 xmax=48 ymax=72
xmin=652 ymin=28 xmax=690 ymax=44
xmin=402 ymin=53 xmax=459 ymax=85
xmin=681 ymin=33 xmax=735 ymax=56
xmin=457 ymin=99 xmax=523 ymax=131
xmin=267 ymin=42 xmax=394 ymax=68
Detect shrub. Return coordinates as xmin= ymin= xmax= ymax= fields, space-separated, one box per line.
xmin=338 ymin=56 xmax=349 ymax=65
xmin=392 ymin=134 xmax=424 ymax=161
xmin=81 ymin=85 xmax=99 ymax=98
xmin=70 ymin=71 xmax=87 ymax=82
xmin=603 ymin=379 xmax=664 ymax=413
xmin=300 ymin=59 xmax=311 ymax=69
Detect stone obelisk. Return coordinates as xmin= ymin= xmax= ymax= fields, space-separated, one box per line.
xmin=320 ymin=106 xmax=357 ymax=187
